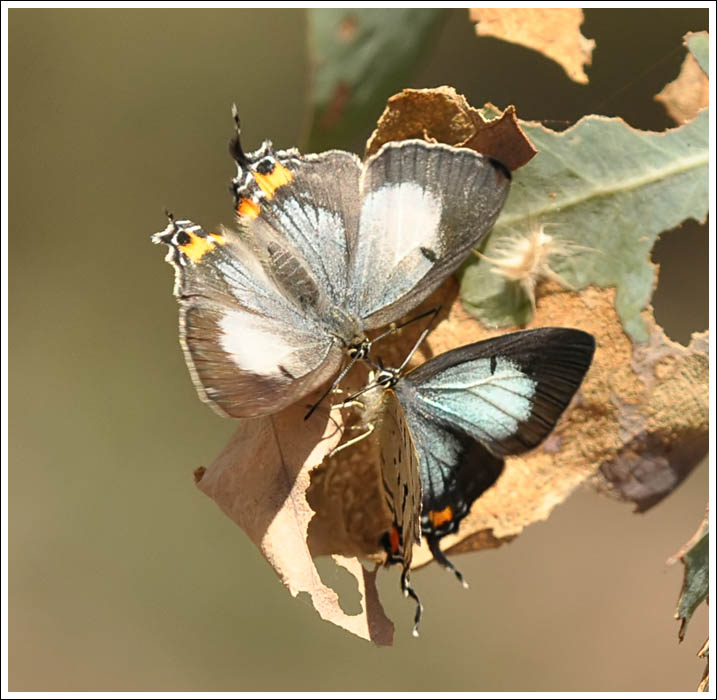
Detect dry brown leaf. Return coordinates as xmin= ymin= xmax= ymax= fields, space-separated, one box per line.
xmin=365 ymin=86 xmax=537 ymax=171
xmin=655 ymin=52 xmax=709 ymax=124
xmin=597 ymin=330 xmax=708 ymax=511
xmin=469 ymin=8 xmax=595 ymax=84
xmin=195 ymin=400 xmax=394 ymax=645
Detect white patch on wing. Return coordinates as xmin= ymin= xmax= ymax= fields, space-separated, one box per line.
xmin=417 ymin=357 xmax=538 ymax=441
xmin=359 ymin=183 xmax=442 ymax=267
xmin=218 ymin=309 xmax=314 ymax=377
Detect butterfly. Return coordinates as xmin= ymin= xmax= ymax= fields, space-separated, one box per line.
xmin=355 ymin=326 xmax=596 ymax=634
xmin=152 ymin=115 xmax=511 ymax=418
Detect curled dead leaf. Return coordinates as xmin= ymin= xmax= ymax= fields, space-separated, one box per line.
xmin=469 ymin=8 xmax=595 ymax=84
xmin=195 ymin=400 xmax=394 ymax=645
xmin=667 ymin=508 xmax=709 ymax=642
xmin=365 ymin=87 xmax=536 ymax=171
xmin=667 ymin=508 xmax=709 ymax=690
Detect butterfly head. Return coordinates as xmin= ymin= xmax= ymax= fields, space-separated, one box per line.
xmin=347 ymin=337 xmax=371 ymax=361
xmin=375 ymin=367 xmax=400 ymax=389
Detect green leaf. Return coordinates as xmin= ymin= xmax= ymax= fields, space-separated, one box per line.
xmin=305 ymin=9 xmax=446 ymax=151
xmin=685 ymin=31 xmax=709 ymax=76
xmin=673 ymin=512 xmax=709 ymax=642
xmin=668 ymin=514 xmax=710 ymax=641
xmin=459 ymin=109 xmax=708 ymax=341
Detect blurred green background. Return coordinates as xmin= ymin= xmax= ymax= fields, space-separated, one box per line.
xmin=9 ymin=8 xmax=708 ymax=692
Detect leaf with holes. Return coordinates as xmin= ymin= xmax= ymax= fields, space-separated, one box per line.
xmin=469 ymin=8 xmax=595 ymax=84
xmin=460 ymin=109 xmax=709 ymax=341
xmin=195 ymin=401 xmax=394 ymax=645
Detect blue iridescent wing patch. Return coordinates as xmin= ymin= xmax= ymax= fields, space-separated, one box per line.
xmin=399 ymin=327 xmax=596 ymax=457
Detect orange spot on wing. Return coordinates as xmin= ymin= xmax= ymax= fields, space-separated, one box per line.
xmin=210 ymin=232 xmax=227 ymax=245
xmin=179 ymin=231 xmax=216 ymax=263
xmin=237 ymin=198 xmax=261 ymax=219
xmin=429 ymin=506 xmax=454 ymax=528
xmin=388 ymin=526 xmax=401 ymax=555
xmin=252 ymin=162 xmax=293 ymax=198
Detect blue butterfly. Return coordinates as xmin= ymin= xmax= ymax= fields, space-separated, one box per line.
xmin=357 ymin=327 xmax=595 ymax=635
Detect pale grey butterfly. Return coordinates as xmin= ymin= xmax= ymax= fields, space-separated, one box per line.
xmin=152 ymin=116 xmax=511 ymax=418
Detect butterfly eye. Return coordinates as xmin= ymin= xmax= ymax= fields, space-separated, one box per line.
xmin=376 ymin=369 xmax=398 ymax=388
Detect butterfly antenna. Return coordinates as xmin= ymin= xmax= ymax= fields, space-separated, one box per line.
xmin=338 ymin=377 xmax=382 ymax=406
xmin=427 ymin=535 xmax=469 ymax=589
xmin=304 ymin=353 xmax=359 ymax=420
xmin=397 ymin=306 xmax=441 ymax=374
xmin=371 ymin=306 xmax=442 ymax=344
xmin=400 ymin=570 xmax=423 ymax=638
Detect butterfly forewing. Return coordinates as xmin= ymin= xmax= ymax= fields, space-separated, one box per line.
xmin=233 ymin=148 xmax=363 ymax=307
xmin=402 ymin=328 xmax=596 ymax=457
xmin=347 ymin=140 xmax=511 ymax=328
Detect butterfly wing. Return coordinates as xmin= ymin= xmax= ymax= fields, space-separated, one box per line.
xmin=395 ymin=327 xmax=593 ymax=579
xmin=398 ymin=327 xmax=596 ymax=457
xmin=153 ymin=218 xmax=343 ymax=418
xmin=373 ymin=389 xmax=422 ymax=565
xmin=372 ymin=388 xmax=423 ymax=634
xmin=346 ymin=140 xmax=511 ymax=329
xmin=232 ymin=142 xmax=363 ymax=311
xmin=409 ymin=419 xmax=505 ymax=543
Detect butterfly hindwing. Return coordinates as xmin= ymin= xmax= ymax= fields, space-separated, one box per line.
xmin=395 ymin=407 xmax=505 ymax=541
xmin=375 ymin=389 xmax=422 ymax=571
xmin=153 ymin=218 xmax=343 ymax=418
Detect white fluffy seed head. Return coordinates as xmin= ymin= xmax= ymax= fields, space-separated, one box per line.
xmin=476 ymin=224 xmax=591 ymax=310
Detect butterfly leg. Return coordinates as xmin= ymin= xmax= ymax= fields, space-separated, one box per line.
xmin=304 ymin=352 xmax=362 ymax=421
xmin=326 ymin=422 xmax=374 ymax=458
